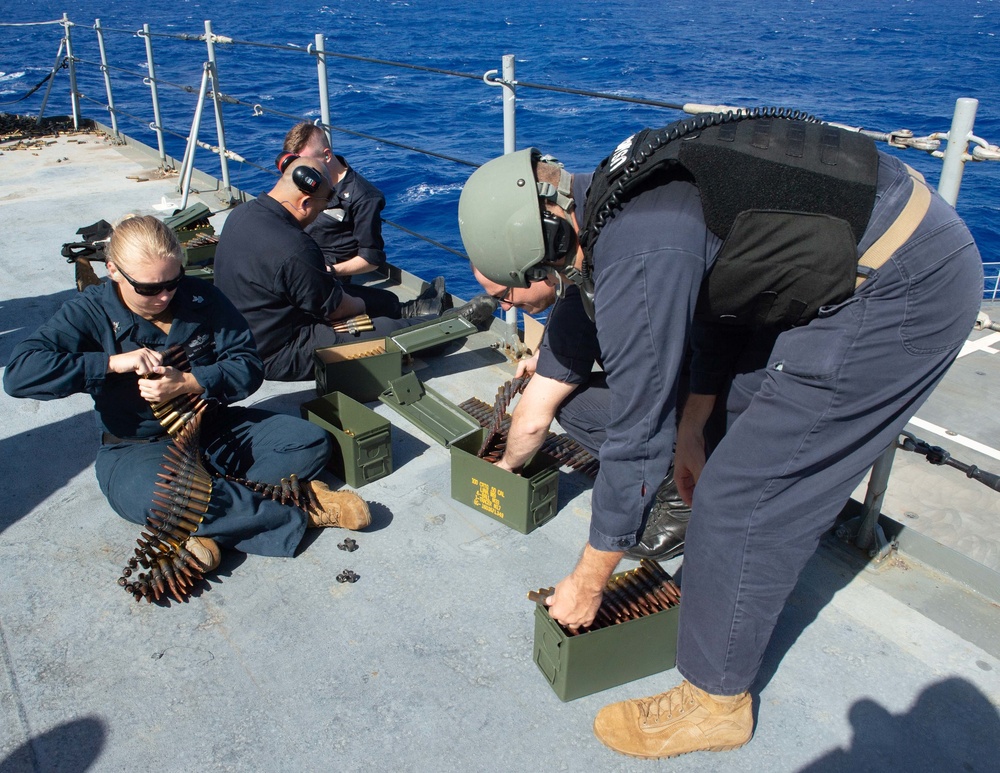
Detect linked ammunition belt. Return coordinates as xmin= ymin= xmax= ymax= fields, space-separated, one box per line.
xmin=181 ymin=233 xmax=218 ymax=250
xmin=459 ymin=377 xmax=600 ymax=478
xmin=528 ymin=558 xmax=680 ymax=636
xmin=331 ymin=314 xmax=374 ymax=336
xmin=118 ymin=343 xmax=324 ymax=605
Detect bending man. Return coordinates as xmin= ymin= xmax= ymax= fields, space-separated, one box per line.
xmin=457 ymin=114 xmax=983 ymax=759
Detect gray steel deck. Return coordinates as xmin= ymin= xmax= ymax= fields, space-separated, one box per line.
xmin=2 ymin=130 xmax=999 ymax=773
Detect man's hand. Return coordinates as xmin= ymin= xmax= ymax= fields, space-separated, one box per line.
xmin=495 ymin=372 xmax=576 ymax=473
xmin=545 ymin=544 xmax=623 ymax=630
xmin=675 ymin=393 xmax=716 ymax=505
xmin=514 ymin=351 xmax=539 ymax=380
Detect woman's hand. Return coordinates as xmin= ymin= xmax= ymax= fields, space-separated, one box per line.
xmin=108 ymin=348 xmax=163 ymax=376
xmin=137 ymin=366 xmax=200 ymax=403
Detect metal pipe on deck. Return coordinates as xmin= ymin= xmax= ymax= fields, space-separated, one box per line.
xmin=94 ymin=19 xmax=119 ymax=137
xmin=62 ymin=14 xmax=80 ymax=129
xmin=204 ymin=21 xmax=233 ymax=200
xmin=178 ymin=63 xmax=211 ymax=211
xmin=141 ymin=23 xmax=169 ymax=169
xmin=501 ymin=54 xmax=521 ymax=348
xmin=938 ymin=98 xmax=978 ymax=207
xmin=315 ymin=33 xmax=333 ymax=147
xmin=36 ymin=37 xmax=65 ymax=125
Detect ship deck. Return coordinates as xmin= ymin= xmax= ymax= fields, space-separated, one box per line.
xmin=1 ymin=128 xmax=999 ymax=772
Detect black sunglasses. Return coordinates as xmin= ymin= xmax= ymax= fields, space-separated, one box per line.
xmin=490 ymin=285 xmax=514 ymax=305
xmin=116 ymin=264 xmax=185 ymax=296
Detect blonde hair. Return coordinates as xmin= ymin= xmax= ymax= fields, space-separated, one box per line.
xmin=106 ymin=214 xmax=185 ymax=271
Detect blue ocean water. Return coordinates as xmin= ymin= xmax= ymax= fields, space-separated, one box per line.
xmin=2 ymin=0 xmax=998 ymax=302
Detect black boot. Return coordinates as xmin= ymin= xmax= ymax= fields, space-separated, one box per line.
xmin=444 ymin=294 xmax=499 ymax=328
xmin=399 ymin=276 xmax=447 ymax=318
xmin=399 ymin=296 xmax=443 ymax=317
xmin=626 ymin=468 xmax=691 ymax=560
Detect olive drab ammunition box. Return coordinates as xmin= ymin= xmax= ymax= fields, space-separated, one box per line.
xmin=450 ymin=428 xmax=560 ymax=534
xmin=387 ymin=315 xmax=480 ymax=355
xmin=163 ymin=203 xmax=217 ymax=267
xmin=313 ymin=315 xmax=484 ymax=402
xmin=314 ymin=338 xmax=404 ymax=402
xmin=301 ymin=392 xmax=393 ymax=488
xmin=532 ymin=572 xmax=680 ymax=701
xmin=377 ymin=371 xmax=480 ymax=447
xmin=376 ymin=372 xmax=561 ymax=533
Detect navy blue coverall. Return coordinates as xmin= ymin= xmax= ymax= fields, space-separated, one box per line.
xmin=3 ymin=278 xmax=331 ymax=556
xmin=538 ymin=151 xmax=983 ymax=696
xmin=305 ymin=155 xmax=402 ymax=319
xmin=214 ymin=194 xmax=426 ymax=381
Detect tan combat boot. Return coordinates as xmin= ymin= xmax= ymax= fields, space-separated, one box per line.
xmin=593 ymin=680 xmax=753 ymax=759
xmin=185 ymin=536 xmax=221 ymax=573
xmin=305 ymin=480 xmax=371 ymax=530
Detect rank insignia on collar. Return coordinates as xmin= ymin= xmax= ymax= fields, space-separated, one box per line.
xmin=192 ymin=295 xmax=204 ymax=304
xmin=112 ymin=321 xmax=119 ymax=334
xmin=341 ymin=191 xmax=350 ymax=199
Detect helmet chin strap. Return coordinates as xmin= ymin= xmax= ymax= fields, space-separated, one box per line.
xmin=536 ymin=158 xmax=575 ymax=213
xmin=556 ymin=265 xmax=597 ymax=322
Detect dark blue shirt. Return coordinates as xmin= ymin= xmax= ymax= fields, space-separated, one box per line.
xmin=214 ymin=193 xmax=345 ymax=360
xmin=305 ymin=156 xmax=387 ymax=271
xmin=538 ymin=174 xmax=722 ymax=551
xmin=3 ymin=277 xmax=263 ymax=439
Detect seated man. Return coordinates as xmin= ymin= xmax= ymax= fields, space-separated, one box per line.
xmin=3 ymin=215 xmax=370 ymax=581
xmin=472 ymin=265 xmax=693 ymax=561
xmin=214 ymin=157 xmax=496 ymax=381
xmin=282 ymin=122 xmax=445 ymax=319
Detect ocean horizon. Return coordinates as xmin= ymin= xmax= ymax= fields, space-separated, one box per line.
xmin=2 ymin=0 xmax=997 ymax=301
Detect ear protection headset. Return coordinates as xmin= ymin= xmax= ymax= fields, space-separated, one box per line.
xmin=274 ymin=151 xmax=329 ymax=197
xmin=275 ymin=151 xmax=298 ymax=174
xmin=540 ymin=210 xmax=577 ymax=267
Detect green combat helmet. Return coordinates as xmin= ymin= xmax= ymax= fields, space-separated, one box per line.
xmin=458 ymin=148 xmax=576 ymax=288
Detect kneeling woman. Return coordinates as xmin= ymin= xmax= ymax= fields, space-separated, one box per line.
xmin=4 ymin=215 xmax=369 ymax=578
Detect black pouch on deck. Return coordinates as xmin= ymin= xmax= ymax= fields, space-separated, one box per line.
xmin=61 ymin=219 xmax=113 ymax=262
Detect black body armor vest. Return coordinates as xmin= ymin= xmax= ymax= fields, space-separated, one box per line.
xmin=579 ymin=110 xmax=880 ymax=329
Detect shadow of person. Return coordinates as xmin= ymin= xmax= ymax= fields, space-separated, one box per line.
xmin=0 ymin=411 xmax=98 ymax=536
xmin=798 ymin=677 xmax=1000 ymax=772
xmin=0 ymin=715 xmax=107 ymax=773
xmin=246 ymin=388 xmax=319 ymax=417
xmin=0 ymin=289 xmax=80 ymax=368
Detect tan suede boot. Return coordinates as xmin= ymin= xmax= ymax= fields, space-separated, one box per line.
xmin=593 ymin=680 xmax=753 ymax=759
xmin=185 ymin=536 xmax=221 ymax=573
xmin=305 ymin=480 xmax=371 ymax=530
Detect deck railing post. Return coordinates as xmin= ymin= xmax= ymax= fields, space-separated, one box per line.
xmin=937 ymin=97 xmax=978 ymax=207
xmin=94 ymin=19 xmax=119 ymax=137
xmin=853 ymin=96 xmax=980 ymax=560
xmin=62 ymin=14 xmax=80 ymax=129
xmin=178 ymin=63 xmax=211 ymax=210
xmin=502 ymin=54 xmax=516 ymax=154
xmin=500 ymin=54 xmax=520 ymax=344
xmin=141 ymin=23 xmax=169 ymax=170
xmin=37 ymin=37 xmax=65 ymax=125
xmin=204 ymin=20 xmax=233 ymax=201
xmin=314 ymin=33 xmax=332 ymax=145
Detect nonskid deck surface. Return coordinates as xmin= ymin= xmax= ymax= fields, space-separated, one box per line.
xmin=1 ymin=132 xmax=998 ymax=772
